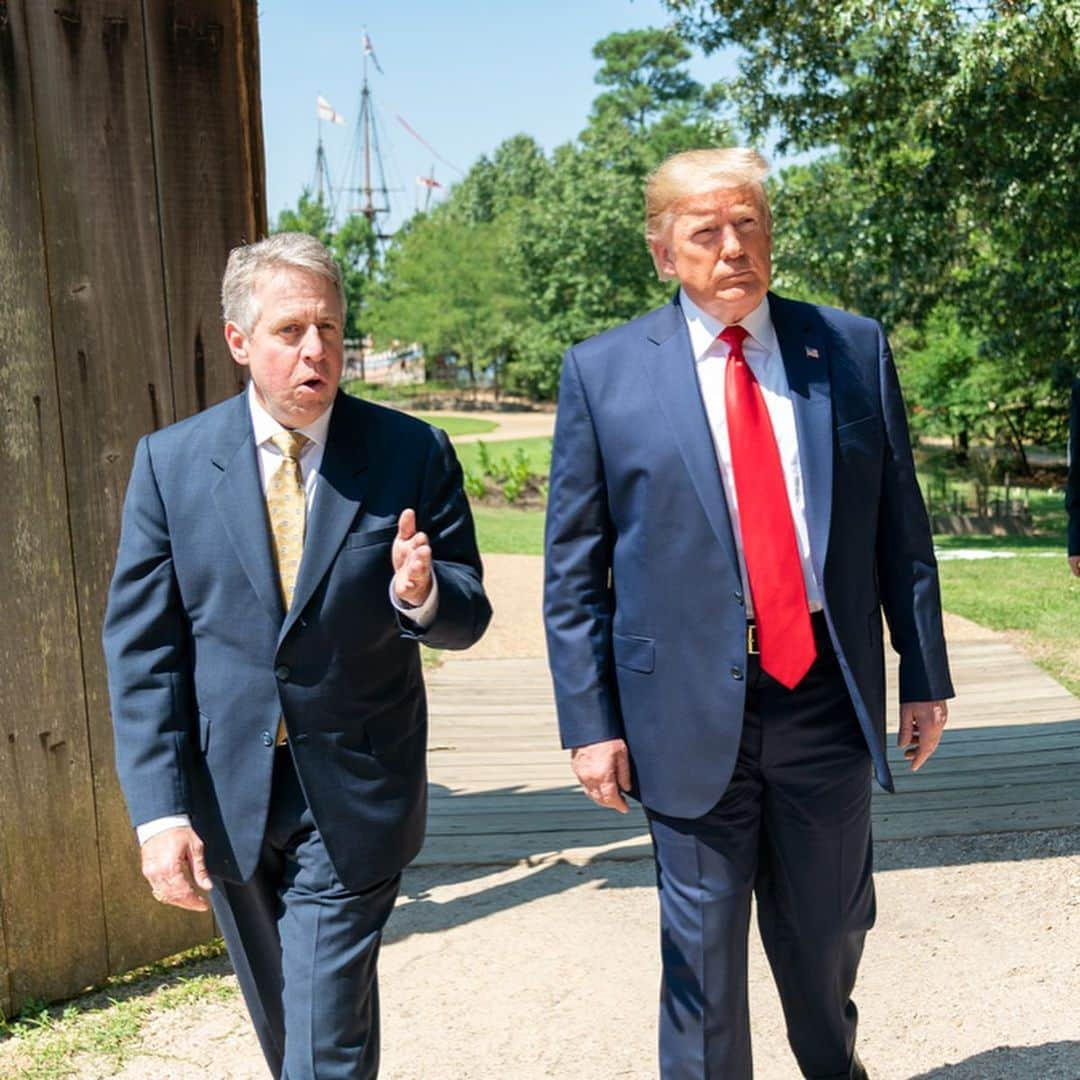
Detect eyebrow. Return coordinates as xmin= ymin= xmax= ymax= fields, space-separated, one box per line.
xmin=269 ymin=310 xmax=340 ymax=327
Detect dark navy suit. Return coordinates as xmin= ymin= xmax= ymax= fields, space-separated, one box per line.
xmin=104 ymin=389 xmax=490 ymax=1077
xmin=544 ymin=292 xmax=953 ymax=1077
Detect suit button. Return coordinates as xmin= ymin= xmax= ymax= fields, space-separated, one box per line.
xmin=261 ymin=730 xmax=274 ymax=746
xmin=733 ymin=589 xmax=744 ymax=605
xmin=274 ymin=665 xmax=291 ymax=681
xmin=731 ymin=666 xmax=744 ymax=680
xmin=292 ymin=733 xmax=309 ymax=744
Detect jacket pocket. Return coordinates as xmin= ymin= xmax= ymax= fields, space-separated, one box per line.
xmin=344 ymin=524 xmax=399 ymax=550
xmin=613 ymin=633 xmax=655 ymax=674
xmin=836 ymin=415 xmax=878 ymax=447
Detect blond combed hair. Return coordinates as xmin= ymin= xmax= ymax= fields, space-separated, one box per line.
xmin=221 ymin=232 xmax=346 ymax=333
xmin=645 ymin=147 xmax=772 ymax=252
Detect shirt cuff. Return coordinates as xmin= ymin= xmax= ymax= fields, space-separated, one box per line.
xmin=136 ymin=815 xmax=192 ymax=845
xmin=389 ymin=574 xmax=439 ymax=629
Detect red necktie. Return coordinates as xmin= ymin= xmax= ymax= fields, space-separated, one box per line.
xmin=721 ymin=325 xmax=816 ymax=689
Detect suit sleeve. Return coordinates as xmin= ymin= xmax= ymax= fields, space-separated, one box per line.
xmin=1067 ymin=379 xmax=1080 ymax=557
xmin=396 ymin=426 xmax=492 ymax=650
xmin=874 ymin=326 xmax=955 ymax=703
xmin=102 ymin=436 xmax=194 ymax=828
xmin=543 ymin=347 xmax=623 ymax=748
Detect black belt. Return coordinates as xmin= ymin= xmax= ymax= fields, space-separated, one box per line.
xmin=746 ymin=611 xmax=828 ymax=656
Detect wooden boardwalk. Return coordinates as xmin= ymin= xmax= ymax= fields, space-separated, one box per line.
xmin=417 ymin=638 xmax=1080 ymax=867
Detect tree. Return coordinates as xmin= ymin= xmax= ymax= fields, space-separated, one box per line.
xmin=665 ymin=0 xmax=1080 ymax=464
xmin=366 ymin=209 xmax=525 ymax=387
xmin=501 ymin=29 xmax=730 ymax=396
xmin=369 ymin=28 xmax=733 ymax=399
xmin=273 ymin=191 xmax=377 ymax=340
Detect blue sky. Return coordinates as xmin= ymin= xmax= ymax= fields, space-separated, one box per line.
xmin=257 ymin=0 xmax=739 ymax=234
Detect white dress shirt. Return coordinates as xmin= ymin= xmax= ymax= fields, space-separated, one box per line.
xmin=137 ymin=384 xmax=437 ymax=844
xmin=680 ymin=290 xmax=823 ymax=617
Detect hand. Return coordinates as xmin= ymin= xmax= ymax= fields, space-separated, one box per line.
xmin=141 ymin=826 xmax=213 ymax=911
xmin=1068 ymin=555 xmax=1080 ymax=577
xmin=898 ymin=700 xmax=948 ymax=771
xmin=571 ymin=738 xmax=632 ymax=813
xmin=392 ymin=508 xmax=433 ymax=607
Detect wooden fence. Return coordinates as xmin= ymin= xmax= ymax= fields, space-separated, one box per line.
xmin=0 ymin=0 xmax=264 ymax=1016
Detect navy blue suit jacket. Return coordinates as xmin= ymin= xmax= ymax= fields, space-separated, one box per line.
xmin=544 ymin=292 xmax=953 ymax=818
xmin=104 ymin=390 xmax=491 ymax=890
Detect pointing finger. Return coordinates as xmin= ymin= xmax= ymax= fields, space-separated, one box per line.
xmin=397 ymin=508 xmax=417 ymax=541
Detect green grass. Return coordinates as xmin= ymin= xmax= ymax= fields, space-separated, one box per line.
xmin=412 ymin=414 xmax=498 ymax=437
xmin=471 ymin=506 xmax=546 ymax=555
xmin=342 ymin=378 xmax=459 ymax=403
xmin=0 ymin=942 xmax=235 ymax=1078
xmin=938 ymin=554 xmax=1080 ymax=695
xmin=455 ymin=437 xmax=552 ymax=477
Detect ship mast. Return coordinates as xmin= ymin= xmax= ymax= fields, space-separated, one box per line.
xmin=344 ymin=34 xmax=395 ymax=275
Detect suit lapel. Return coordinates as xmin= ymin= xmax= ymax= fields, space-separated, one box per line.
xmin=211 ymin=393 xmax=285 ymax=625
xmin=769 ymin=292 xmax=833 ymax=580
xmin=641 ymin=301 xmax=740 ymax=569
xmin=281 ymin=393 xmax=370 ymax=642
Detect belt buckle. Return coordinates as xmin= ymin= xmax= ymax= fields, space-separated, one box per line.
xmin=747 ymin=622 xmax=759 ymax=655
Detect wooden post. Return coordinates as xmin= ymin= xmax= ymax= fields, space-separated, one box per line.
xmin=0 ymin=0 xmax=110 ymax=1011
xmin=0 ymin=0 xmax=264 ymax=1007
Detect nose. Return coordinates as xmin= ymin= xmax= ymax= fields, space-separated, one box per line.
xmin=299 ymin=322 xmax=324 ymax=360
xmin=719 ymin=224 xmax=744 ymax=261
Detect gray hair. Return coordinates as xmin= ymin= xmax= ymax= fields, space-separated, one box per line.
xmin=221 ymin=232 xmax=345 ymax=333
xmin=645 ymin=147 xmax=772 ymax=251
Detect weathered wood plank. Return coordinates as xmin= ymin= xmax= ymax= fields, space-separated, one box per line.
xmin=413 ymin=799 xmax=1080 ymax=868
xmin=142 ymin=0 xmax=262 ymax=420
xmin=419 ymin=640 xmax=1080 ymax=868
xmin=0 ymin=0 xmax=110 ymax=1012
xmin=22 ymin=0 xmax=216 ymax=979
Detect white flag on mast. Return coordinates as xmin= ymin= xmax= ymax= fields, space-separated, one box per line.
xmin=363 ymin=31 xmax=384 ymax=74
xmin=317 ymin=95 xmax=346 ymax=125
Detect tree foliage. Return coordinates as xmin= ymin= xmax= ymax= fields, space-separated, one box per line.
xmin=666 ymin=0 xmax=1080 ymax=463
xmin=367 ymin=28 xmax=730 ymax=398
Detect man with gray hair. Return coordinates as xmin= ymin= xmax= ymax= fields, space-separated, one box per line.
xmin=544 ymin=149 xmax=953 ymax=1078
xmin=104 ymin=232 xmax=490 ymax=1077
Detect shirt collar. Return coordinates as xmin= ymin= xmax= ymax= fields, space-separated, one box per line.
xmin=247 ymin=381 xmax=334 ymax=450
xmin=678 ymin=289 xmax=777 ymax=363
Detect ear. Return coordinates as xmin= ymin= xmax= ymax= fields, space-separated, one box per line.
xmin=648 ymin=237 xmax=677 ymax=280
xmin=224 ymin=321 xmax=250 ymax=366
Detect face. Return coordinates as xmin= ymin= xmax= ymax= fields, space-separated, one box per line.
xmin=649 ymin=184 xmax=772 ymax=324
xmin=224 ymin=267 xmax=344 ymax=428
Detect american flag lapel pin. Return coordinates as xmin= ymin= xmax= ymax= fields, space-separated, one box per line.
xmin=805 ymin=346 xmax=820 ymax=359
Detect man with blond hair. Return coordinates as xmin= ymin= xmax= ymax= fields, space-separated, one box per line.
xmin=544 ymin=148 xmax=952 ymax=1078
xmin=104 ymin=232 xmax=490 ymax=1078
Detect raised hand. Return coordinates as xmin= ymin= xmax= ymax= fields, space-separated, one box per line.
xmin=392 ymin=508 xmax=434 ymax=607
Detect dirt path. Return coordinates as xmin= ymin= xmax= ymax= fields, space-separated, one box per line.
xmin=429 ymin=410 xmax=555 ymax=444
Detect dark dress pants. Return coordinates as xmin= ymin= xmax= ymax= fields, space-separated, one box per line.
xmin=646 ymin=620 xmax=876 ymax=1079
xmin=210 ymin=748 xmax=401 ymax=1080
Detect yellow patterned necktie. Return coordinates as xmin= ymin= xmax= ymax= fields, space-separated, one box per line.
xmin=266 ymin=430 xmax=309 ymax=746
xmin=266 ymin=430 xmax=310 ymax=610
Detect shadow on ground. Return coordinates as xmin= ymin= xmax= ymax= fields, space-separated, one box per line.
xmin=908 ymin=1040 xmax=1080 ymax=1078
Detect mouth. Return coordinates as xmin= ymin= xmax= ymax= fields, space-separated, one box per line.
xmin=297 ymin=376 xmax=326 ymax=392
